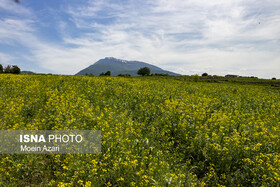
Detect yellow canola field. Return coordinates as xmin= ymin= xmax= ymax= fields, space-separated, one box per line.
xmin=0 ymin=74 xmax=279 ymax=186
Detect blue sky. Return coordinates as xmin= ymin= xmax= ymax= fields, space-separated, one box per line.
xmin=0 ymin=0 xmax=279 ymax=78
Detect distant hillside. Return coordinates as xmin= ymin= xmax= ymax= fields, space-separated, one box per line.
xmin=75 ymin=57 xmax=180 ymax=76
xmin=21 ymin=71 xmax=36 ymax=74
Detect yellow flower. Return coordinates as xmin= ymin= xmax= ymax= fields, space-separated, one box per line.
xmin=117 ymin=177 xmax=124 ymax=182
xmin=77 ymin=180 xmax=83 ymax=185
xmin=85 ymin=181 xmax=92 ymax=187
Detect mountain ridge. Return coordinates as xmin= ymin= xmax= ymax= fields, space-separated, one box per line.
xmin=76 ymin=57 xmax=180 ymax=76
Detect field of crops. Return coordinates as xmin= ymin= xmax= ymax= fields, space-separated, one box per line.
xmin=0 ymin=74 xmax=279 ymax=186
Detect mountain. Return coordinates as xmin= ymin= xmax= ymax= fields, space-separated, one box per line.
xmin=75 ymin=57 xmax=180 ymax=76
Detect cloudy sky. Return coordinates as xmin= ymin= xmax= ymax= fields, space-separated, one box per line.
xmin=0 ymin=0 xmax=279 ymax=78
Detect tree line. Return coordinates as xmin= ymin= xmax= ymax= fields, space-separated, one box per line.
xmin=0 ymin=64 xmax=21 ymax=74
xmin=85 ymin=67 xmax=153 ymax=77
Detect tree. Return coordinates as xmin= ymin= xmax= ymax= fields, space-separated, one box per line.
xmin=118 ymin=74 xmax=131 ymax=77
xmin=11 ymin=65 xmax=21 ymax=74
xmin=100 ymin=71 xmax=111 ymax=76
xmin=105 ymin=71 xmax=111 ymax=76
xmin=3 ymin=65 xmax=21 ymax=74
xmin=0 ymin=64 xmax=3 ymax=73
xmin=4 ymin=65 xmax=12 ymax=73
xmin=137 ymin=67 xmax=150 ymax=76
xmin=202 ymin=72 xmax=208 ymax=76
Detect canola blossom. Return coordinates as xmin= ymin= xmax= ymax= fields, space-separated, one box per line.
xmin=0 ymin=74 xmax=279 ymax=186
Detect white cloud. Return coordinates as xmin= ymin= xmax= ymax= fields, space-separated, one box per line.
xmin=0 ymin=19 xmax=35 ymax=45
xmin=0 ymin=0 xmax=32 ymax=16
xmin=0 ymin=52 xmax=14 ymax=65
xmin=0 ymin=0 xmax=279 ymax=77
xmin=60 ymin=0 xmax=280 ymax=77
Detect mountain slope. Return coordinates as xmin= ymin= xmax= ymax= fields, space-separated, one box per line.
xmin=76 ymin=57 xmax=180 ymax=76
